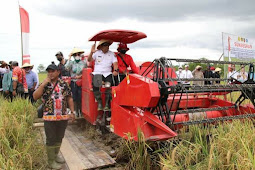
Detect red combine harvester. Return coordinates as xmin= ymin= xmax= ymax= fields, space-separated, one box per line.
xmin=81 ymin=29 xmax=255 ymax=141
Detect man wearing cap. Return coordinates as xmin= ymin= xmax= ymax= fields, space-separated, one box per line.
xmin=115 ymin=43 xmax=138 ymax=82
xmin=65 ymin=47 xmax=87 ymax=117
xmin=175 ymin=66 xmax=184 ymax=84
xmin=22 ymin=63 xmax=38 ymax=103
xmin=88 ymin=39 xmax=118 ymax=111
xmin=182 ymin=65 xmax=193 ymax=89
xmin=11 ymin=61 xmax=28 ymax=97
xmin=33 ymin=63 xmax=75 ymax=169
xmin=55 ymin=51 xmax=70 ymax=78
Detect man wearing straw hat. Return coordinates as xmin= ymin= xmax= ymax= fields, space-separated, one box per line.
xmin=88 ymin=39 xmax=118 ymax=111
xmin=65 ymin=47 xmax=87 ymax=117
xmin=21 ymin=63 xmax=38 ymax=103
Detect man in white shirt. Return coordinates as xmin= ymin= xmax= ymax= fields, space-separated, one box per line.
xmin=88 ymin=39 xmax=118 ymax=111
xmin=182 ymin=65 xmax=193 ymax=89
xmin=175 ymin=66 xmax=184 ymax=84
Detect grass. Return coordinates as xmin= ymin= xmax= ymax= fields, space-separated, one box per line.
xmin=0 ymin=95 xmax=47 ymax=169
xmin=38 ymin=72 xmax=47 ymax=83
xmin=160 ymin=120 xmax=255 ymax=169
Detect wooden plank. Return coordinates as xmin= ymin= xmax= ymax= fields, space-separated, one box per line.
xmin=39 ymin=128 xmax=70 ymax=170
xmin=67 ymin=126 xmax=116 ymax=167
xmin=60 ymin=137 xmax=87 ymax=170
xmin=39 ymin=124 xmax=115 ymax=170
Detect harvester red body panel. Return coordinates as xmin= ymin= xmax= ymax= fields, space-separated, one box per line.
xmin=81 ymin=29 xmax=255 ymax=141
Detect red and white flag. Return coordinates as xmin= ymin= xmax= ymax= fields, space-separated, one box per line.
xmin=19 ymin=6 xmax=30 ymax=64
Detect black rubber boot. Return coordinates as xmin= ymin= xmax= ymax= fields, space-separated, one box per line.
xmin=104 ymin=89 xmax=111 ymax=111
xmin=94 ymin=91 xmax=103 ymax=111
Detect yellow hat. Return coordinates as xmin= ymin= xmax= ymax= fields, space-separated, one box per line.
xmin=195 ymin=65 xmax=202 ymax=69
xmin=215 ymin=67 xmax=221 ymax=72
xmin=97 ymin=39 xmax=113 ymax=49
xmin=71 ymin=47 xmax=84 ymax=56
xmin=21 ymin=63 xmax=33 ymax=68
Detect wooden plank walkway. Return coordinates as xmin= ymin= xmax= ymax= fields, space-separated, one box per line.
xmin=39 ymin=124 xmax=116 ymax=170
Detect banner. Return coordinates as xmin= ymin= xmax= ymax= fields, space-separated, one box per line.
xmin=19 ymin=6 xmax=30 ymax=64
xmin=222 ymin=32 xmax=255 ymax=61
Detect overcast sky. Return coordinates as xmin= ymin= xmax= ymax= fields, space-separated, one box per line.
xmin=0 ymin=0 xmax=255 ymax=71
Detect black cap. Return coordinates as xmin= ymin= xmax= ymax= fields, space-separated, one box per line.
xmin=55 ymin=51 xmax=63 ymax=57
xmin=46 ymin=63 xmax=59 ymax=71
xmin=11 ymin=61 xmax=19 ymax=66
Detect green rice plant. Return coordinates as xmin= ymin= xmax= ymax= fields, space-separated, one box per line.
xmin=115 ymin=129 xmax=160 ymax=170
xmin=160 ymin=120 xmax=255 ymax=169
xmin=0 ymin=96 xmax=47 ymax=169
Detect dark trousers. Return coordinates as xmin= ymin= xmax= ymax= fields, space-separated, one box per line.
xmin=92 ymin=74 xmax=113 ymax=92
xmin=113 ymin=74 xmax=126 ymax=86
xmin=28 ymin=89 xmax=35 ymax=103
xmin=3 ymin=91 xmax=13 ymax=102
xmin=44 ymin=120 xmax=68 ymax=146
xmin=70 ymin=81 xmax=81 ymax=102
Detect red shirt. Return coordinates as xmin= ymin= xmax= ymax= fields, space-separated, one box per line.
xmin=115 ymin=53 xmax=139 ymax=74
xmin=12 ymin=66 xmax=28 ymax=92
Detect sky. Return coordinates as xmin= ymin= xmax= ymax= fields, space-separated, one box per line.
xmin=0 ymin=0 xmax=255 ymax=71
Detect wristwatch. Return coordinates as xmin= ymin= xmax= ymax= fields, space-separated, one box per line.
xmin=13 ymin=88 xmax=16 ymax=91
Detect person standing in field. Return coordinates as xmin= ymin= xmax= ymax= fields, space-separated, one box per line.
xmin=22 ymin=63 xmax=38 ymax=103
xmin=182 ymin=65 xmax=193 ymax=89
xmin=33 ymin=63 xmax=75 ymax=169
xmin=192 ymin=65 xmax=204 ymax=86
xmin=65 ymin=48 xmax=87 ymax=117
xmin=2 ymin=61 xmax=13 ymax=101
xmin=11 ymin=61 xmax=28 ymax=98
xmin=55 ymin=51 xmax=70 ymax=78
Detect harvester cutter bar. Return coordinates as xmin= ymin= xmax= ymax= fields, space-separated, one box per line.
xmin=171 ymin=78 xmax=230 ymax=81
xmin=169 ymin=58 xmax=252 ymax=65
xmin=172 ymin=113 xmax=255 ymax=126
xmin=169 ymin=106 xmax=236 ymax=114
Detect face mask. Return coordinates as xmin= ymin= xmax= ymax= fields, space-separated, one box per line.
xmin=74 ymin=56 xmax=81 ymax=62
xmin=120 ymin=49 xmax=127 ymax=54
xmin=57 ymin=57 xmax=63 ymax=61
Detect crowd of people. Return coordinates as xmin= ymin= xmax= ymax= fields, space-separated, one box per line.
xmin=176 ymin=64 xmax=249 ymax=87
xmin=1 ymin=40 xmax=139 ymax=169
xmin=0 ymin=61 xmax=38 ymax=102
xmin=1 ymin=43 xmax=252 ymax=169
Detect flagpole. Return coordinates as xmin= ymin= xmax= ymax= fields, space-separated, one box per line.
xmin=18 ymin=1 xmax=24 ymax=65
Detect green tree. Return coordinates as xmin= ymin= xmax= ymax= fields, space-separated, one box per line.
xmin=37 ymin=64 xmax=45 ymax=73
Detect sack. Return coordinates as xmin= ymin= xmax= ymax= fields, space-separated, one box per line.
xmin=76 ymin=79 xmax=82 ymax=86
xmin=16 ymin=82 xmax=24 ymax=94
xmin=37 ymin=104 xmax=44 ymax=118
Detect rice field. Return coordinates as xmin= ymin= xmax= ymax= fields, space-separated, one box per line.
xmin=2 ymin=73 xmax=255 ymax=169
xmin=0 ymin=96 xmax=47 ymax=169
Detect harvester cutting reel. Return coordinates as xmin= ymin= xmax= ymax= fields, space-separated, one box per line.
xmin=142 ymin=57 xmax=255 ymax=127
